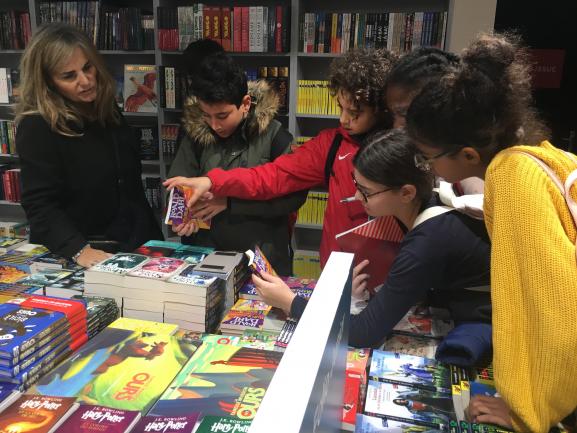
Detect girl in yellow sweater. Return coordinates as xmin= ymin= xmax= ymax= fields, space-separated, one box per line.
xmin=406 ymin=33 xmax=577 ymax=432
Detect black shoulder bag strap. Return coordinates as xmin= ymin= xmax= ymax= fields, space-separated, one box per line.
xmin=270 ymin=127 xmax=293 ymax=160
xmin=324 ymin=133 xmax=343 ymax=187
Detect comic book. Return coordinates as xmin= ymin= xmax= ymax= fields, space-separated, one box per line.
xmin=108 ymin=317 xmax=179 ymax=336
xmin=165 ymin=186 xmax=211 ymax=229
xmin=29 ymin=328 xmax=200 ymax=412
xmin=369 ymin=351 xmax=451 ymax=393
xmin=54 ymin=404 xmax=142 ymax=433
xmin=131 ymin=414 xmax=200 ymax=433
xmin=148 ymin=343 xmax=282 ymax=419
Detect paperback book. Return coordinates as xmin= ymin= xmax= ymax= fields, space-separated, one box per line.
xmin=30 ymin=328 xmax=200 ymax=412
xmin=131 ymin=414 xmax=200 ymax=433
xmin=54 ymin=404 xmax=142 ymax=433
xmin=133 ymin=240 xmax=181 ymax=258
xmin=165 ymin=186 xmax=211 ymax=229
xmin=195 ymin=415 xmax=251 ymax=433
xmin=125 ymin=257 xmax=186 ymax=281
xmin=148 ymin=343 xmax=282 ymax=419
xmin=169 ymin=244 xmax=214 ymax=264
xmin=245 ymin=245 xmax=276 ymax=277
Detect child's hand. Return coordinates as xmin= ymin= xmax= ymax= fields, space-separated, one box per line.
xmin=190 ymin=196 xmax=227 ymax=220
xmin=76 ymin=246 xmax=112 ymax=268
xmin=352 ymin=259 xmax=370 ymax=299
xmin=163 ymin=176 xmax=213 ymax=208
xmin=171 ymin=220 xmax=199 ymax=237
xmin=252 ymin=271 xmax=296 ymax=314
xmin=466 ymin=395 xmax=513 ymax=428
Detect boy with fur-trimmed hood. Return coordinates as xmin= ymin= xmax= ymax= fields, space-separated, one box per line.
xmin=168 ymin=43 xmax=306 ymax=275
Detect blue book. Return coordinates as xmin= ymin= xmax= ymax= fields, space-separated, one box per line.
xmin=0 ymin=303 xmax=67 ymax=360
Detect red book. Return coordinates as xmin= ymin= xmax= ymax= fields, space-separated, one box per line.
xmin=241 ymin=7 xmax=249 ymax=52
xmin=221 ymin=7 xmax=232 ymax=50
xmin=8 ymin=295 xmax=86 ymax=321
xmin=275 ymin=5 xmax=283 ymax=53
xmin=233 ymin=7 xmax=242 ymax=51
xmin=335 ymin=216 xmax=404 ymax=294
xmin=203 ymin=6 xmax=212 ymax=40
xmin=0 ymin=395 xmax=79 ymax=433
xmin=211 ymin=7 xmax=222 ymax=44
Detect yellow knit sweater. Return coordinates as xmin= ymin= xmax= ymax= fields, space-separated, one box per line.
xmin=484 ymin=141 xmax=577 ymax=432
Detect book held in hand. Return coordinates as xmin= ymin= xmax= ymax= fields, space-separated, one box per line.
xmin=244 ymin=245 xmax=276 ymax=277
xmin=335 ymin=216 xmax=404 ymax=294
xmin=165 ymin=186 xmax=211 ymax=229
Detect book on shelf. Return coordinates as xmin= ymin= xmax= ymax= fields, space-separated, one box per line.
xmin=148 ymin=343 xmax=282 ymax=419
xmin=123 ymin=65 xmax=158 ymax=113
xmin=54 ymin=404 xmax=142 ymax=433
xmin=165 ymin=186 xmax=211 ymax=230
xmin=335 ymin=216 xmax=404 ymax=295
xmin=132 ymin=125 xmax=159 ymax=161
xmin=0 ymin=10 xmax=31 ymax=50
xmin=131 ymin=414 xmax=200 ymax=433
xmin=0 ymin=394 xmax=79 ymax=433
xmin=30 ymin=327 xmax=200 ymax=412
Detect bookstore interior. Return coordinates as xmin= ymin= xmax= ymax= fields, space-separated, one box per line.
xmin=0 ymin=0 xmax=575 ymax=432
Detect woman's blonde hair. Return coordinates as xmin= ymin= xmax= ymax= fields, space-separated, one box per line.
xmin=15 ymin=22 xmax=121 ymax=136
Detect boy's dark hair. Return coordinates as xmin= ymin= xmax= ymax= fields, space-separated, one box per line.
xmin=354 ymin=129 xmax=433 ymax=204
xmin=329 ymin=48 xmax=397 ymax=114
xmin=189 ymin=51 xmax=248 ymax=107
xmin=181 ymin=38 xmax=225 ymax=76
xmin=387 ymin=47 xmax=460 ymax=94
xmin=407 ymin=33 xmax=549 ymax=160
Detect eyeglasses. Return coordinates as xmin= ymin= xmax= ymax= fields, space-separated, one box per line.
xmin=351 ymin=173 xmax=394 ymax=202
xmin=414 ymin=149 xmax=453 ymax=171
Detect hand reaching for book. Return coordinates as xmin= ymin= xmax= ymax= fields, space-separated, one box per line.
xmin=352 ymin=259 xmax=371 ymax=300
xmin=252 ymin=271 xmax=296 ymax=315
xmin=76 ymin=246 xmax=112 ymax=268
xmin=190 ymin=195 xmax=227 ymax=220
xmin=465 ymin=395 xmax=513 ymax=428
xmin=163 ymin=176 xmax=213 ymax=208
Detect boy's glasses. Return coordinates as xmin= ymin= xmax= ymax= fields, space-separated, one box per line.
xmin=351 ymin=173 xmax=393 ymax=202
xmin=414 ymin=149 xmax=453 ymax=171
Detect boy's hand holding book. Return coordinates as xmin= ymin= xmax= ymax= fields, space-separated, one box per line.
xmin=163 ymin=176 xmax=213 ymax=208
xmin=252 ymin=271 xmax=295 ymax=315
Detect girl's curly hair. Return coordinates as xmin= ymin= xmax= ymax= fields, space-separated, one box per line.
xmin=329 ymin=48 xmax=397 ymax=114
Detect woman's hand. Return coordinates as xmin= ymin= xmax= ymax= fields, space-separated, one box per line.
xmin=352 ymin=259 xmax=371 ymax=299
xmin=252 ymin=271 xmax=296 ymax=315
xmin=163 ymin=176 xmax=213 ymax=208
xmin=466 ymin=395 xmax=513 ymax=428
xmin=76 ymin=246 xmax=112 ymax=268
xmin=171 ymin=220 xmax=199 ymax=237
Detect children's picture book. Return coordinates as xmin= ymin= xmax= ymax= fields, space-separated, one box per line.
xmin=108 ymin=317 xmax=179 ymax=336
xmin=245 ymin=245 xmax=276 ymax=277
xmin=194 ymin=415 xmax=251 ymax=433
xmin=148 ymin=343 xmax=282 ymax=419
xmin=123 ymin=65 xmax=158 ymax=113
xmin=165 ymin=186 xmax=211 ymax=229
xmin=335 ymin=216 xmax=404 ymax=295
xmin=126 ymin=257 xmax=186 ymax=280
xmin=0 ymin=394 xmax=79 ymax=433
xmin=369 ymin=351 xmax=451 ymax=393
xmin=54 ymin=404 xmax=142 ymax=433
xmin=131 ymin=414 xmax=200 ymax=433
xmin=30 ymin=328 xmax=200 ymax=412
xmin=0 ymin=303 xmax=67 ymax=360
xmin=364 ymin=380 xmax=454 ymax=429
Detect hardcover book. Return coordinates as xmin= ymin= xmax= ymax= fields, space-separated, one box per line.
xmin=148 ymin=343 xmax=282 ymax=419
xmin=30 ymin=328 xmax=200 ymax=412
xmin=164 ymin=186 xmax=211 ymax=229
xmin=54 ymin=404 xmax=142 ymax=433
xmin=131 ymin=414 xmax=200 ymax=433
xmin=335 ymin=216 xmax=404 ymax=295
xmin=123 ymin=65 xmax=158 ymax=113
xmin=0 ymin=394 xmax=78 ymax=433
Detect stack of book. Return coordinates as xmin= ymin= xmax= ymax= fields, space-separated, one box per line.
xmin=84 ymin=247 xmax=227 ymax=333
xmin=74 ymin=295 xmax=120 ymax=339
xmin=44 ymin=269 xmax=86 ymax=299
xmin=0 ymin=237 xmax=27 ymax=255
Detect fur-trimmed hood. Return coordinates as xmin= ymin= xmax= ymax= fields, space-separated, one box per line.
xmin=182 ymin=80 xmax=280 ymax=147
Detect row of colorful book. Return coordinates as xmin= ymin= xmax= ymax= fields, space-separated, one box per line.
xmin=157 ymin=4 xmax=290 ymax=53
xmin=297 ymin=79 xmax=340 ymax=116
xmin=0 ymin=119 xmax=16 ymax=155
xmin=0 ymin=10 xmax=31 ymax=50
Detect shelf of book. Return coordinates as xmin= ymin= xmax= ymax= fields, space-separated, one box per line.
xmin=122 ymin=112 xmax=158 ymax=117
xmin=100 ymin=50 xmax=156 ymax=55
xmin=296 ymin=114 xmax=340 ymax=120
xmin=297 ymin=52 xmax=343 ymax=58
xmin=0 ymin=50 xmax=23 ymax=54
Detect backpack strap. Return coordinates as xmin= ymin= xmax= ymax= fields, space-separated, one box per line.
xmin=324 ymin=133 xmax=343 ymax=187
xmin=511 ymin=150 xmax=577 ymax=260
xmin=412 ymin=205 xmax=454 ymax=229
xmin=270 ymin=127 xmax=293 ymax=160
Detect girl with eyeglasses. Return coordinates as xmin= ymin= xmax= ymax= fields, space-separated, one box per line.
xmin=406 ymin=33 xmax=577 ymax=432
xmin=252 ymin=129 xmax=491 ymax=349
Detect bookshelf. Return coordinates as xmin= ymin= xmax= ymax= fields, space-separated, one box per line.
xmin=0 ymin=0 xmax=496 ymax=247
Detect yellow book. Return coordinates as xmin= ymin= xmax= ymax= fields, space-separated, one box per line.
xmin=109 ymin=317 xmax=179 ymax=335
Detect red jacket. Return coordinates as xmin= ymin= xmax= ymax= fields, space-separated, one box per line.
xmin=208 ymin=127 xmax=397 ymax=266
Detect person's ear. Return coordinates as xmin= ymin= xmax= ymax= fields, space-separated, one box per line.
xmin=459 ymin=147 xmax=483 ymax=166
xmin=399 ymin=184 xmax=417 ymax=203
xmin=241 ymin=95 xmax=251 ymax=114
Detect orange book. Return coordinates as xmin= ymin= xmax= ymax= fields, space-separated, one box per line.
xmin=0 ymin=395 xmax=78 ymax=433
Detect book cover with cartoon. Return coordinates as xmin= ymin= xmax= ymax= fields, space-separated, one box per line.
xmin=169 ymin=245 xmax=214 ymax=264
xmin=29 ymin=328 xmax=199 ymax=412
xmin=149 ymin=343 xmax=282 ymax=419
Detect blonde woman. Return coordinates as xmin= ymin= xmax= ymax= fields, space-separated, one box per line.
xmin=16 ymin=23 xmax=162 ymax=267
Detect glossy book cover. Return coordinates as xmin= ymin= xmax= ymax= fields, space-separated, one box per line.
xmin=167 ymin=265 xmax=218 ymax=287
xmin=131 ymin=414 xmax=200 ymax=433
xmin=54 ymin=405 xmax=141 ymax=433
xmin=30 ymin=328 xmax=200 ymax=412
xmin=90 ymin=254 xmax=149 ymax=275
xmin=149 ymin=343 xmax=282 ymax=420
xmin=127 ymin=257 xmax=185 ymax=280
xmin=0 ymin=395 xmax=78 ymax=433
xmin=165 ymin=186 xmax=211 ymax=229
